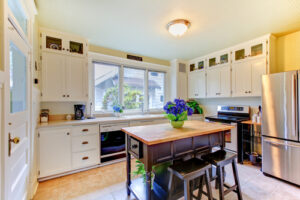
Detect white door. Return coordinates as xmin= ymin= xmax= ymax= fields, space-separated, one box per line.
xmin=39 ymin=128 xmax=72 ymax=177
xmin=251 ymin=57 xmax=266 ymax=96
xmin=219 ymin=65 xmax=231 ymax=97
xmin=232 ymin=61 xmax=252 ymax=97
xmin=66 ymin=56 xmax=87 ymax=101
xmin=3 ymin=22 xmax=30 ymax=200
xmin=41 ymin=52 xmax=66 ymax=101
xmin=206 ymin=68 xmax=220 ymax=97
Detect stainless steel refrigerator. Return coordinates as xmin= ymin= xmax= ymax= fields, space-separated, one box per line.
xmin=262 ymin=70 xmax=300 ymax=185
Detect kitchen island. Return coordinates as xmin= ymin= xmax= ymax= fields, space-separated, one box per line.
xmin=122 ymin=121 xmax=234 ymax=200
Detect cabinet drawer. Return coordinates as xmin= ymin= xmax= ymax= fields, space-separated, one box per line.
xmin=72 ymin=124 xmax=99 ymax=136
xmin=100 ymin=123 xmax=129 ymax=132
xmin=72 ymin=149 xmax=99 ymax=169
xmin=72 ymin=134 xmax=99 ymax=152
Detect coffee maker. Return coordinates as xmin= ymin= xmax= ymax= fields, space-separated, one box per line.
xmin=74 ymin=104 xmax=85 ymax=120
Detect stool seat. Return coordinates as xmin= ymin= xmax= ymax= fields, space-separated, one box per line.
xmin=202 ymin=150 xmax=237 ymax=166
xmin=169 ymin=158 xmax=210 ymax=180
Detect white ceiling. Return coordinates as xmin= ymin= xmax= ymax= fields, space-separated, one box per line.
xmin=36 ymin=0 xmax=300 ymax=61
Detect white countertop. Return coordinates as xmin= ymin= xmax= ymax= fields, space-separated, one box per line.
xmin=38 ymin=114 xmax=166 ymax=128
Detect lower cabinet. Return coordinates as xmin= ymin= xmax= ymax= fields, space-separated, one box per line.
xmin=38 ymin=128 xmax=72 ymax=178
xmin=38 ymin=124 xmax=100 ymax=178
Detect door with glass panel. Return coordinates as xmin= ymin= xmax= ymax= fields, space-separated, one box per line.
xmin=3 ymin=22 xmax=30 ymax=200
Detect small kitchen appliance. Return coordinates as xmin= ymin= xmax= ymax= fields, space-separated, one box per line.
xmin=74 ymin=104 xmax=85 ymax=120
xmin=205 ymin=105 xmax=250 ymax=163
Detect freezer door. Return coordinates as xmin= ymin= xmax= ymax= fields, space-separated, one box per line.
xmin=262 ymin=71 xmax=298 ymax=141
xmin=262 ymin=137 xmax=300 ymax=185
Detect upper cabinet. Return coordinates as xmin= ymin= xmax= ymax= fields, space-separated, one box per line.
xmin=40 ymin=28 xmax=87 ymax=57
xmin=187 ymin=34 xmax=276 ymax=99
xmin=40 ymin=28 xmax=88 ymax=102
xmin=188 ymin=70 xmax=206 ymax=99
xmin=189 ymin=56 xmax=206 ymax=72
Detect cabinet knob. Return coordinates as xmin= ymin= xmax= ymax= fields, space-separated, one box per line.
xmin=62 ymin=48 xmax=65 ymax=50
xmin=248 ymin=91 xmax=251 ymax=93
xmin=67 ymin=95 xmax=70 ymax=97
xmin=63 ymin=95 xmax=66 ymax=97
xmin=67 ymin=132 xmax=70 ymax=135
xmin=82 ymin=141 xmax=89 ymax=145
xmin=131 ymin=144 xmax=138 ymax=149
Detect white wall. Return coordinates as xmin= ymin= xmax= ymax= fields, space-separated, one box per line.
xmin=196 ymin=97 xmax=261 ymax=117
xmin=40 ymin=102 xmax=86 ymax=115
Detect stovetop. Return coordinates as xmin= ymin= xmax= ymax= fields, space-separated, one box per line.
xmin=205 ymin=115 xmax=250 ymax=123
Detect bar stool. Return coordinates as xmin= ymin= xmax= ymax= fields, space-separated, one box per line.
xmin=167 ymin=158 xmax=213 ymax=200
xmin=201 ymin=150 xmax=243 ymax=200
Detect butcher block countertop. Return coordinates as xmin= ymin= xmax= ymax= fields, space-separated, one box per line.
xmin=122 ymin=121 xmax=234 ymax=145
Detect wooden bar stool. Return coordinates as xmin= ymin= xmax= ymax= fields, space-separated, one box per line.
xmin=201 ymin=150 xmax=243 ymax=200
xmin=168 ymin=158 xmax=213 ymax=200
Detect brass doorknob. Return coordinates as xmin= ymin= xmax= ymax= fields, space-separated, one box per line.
xmin=10 ymin=137 xmax=20 ymax=144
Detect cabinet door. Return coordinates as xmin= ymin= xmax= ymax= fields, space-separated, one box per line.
xmin=66 ymin=56 xmax=87 ymax=101
xmin=39 ymin=128 xmax=72 ymax=177
xmin=196 ymin=71 xmax=206 ymax=98
xmin=188 ymin=72 xmax=197 ymax=98
xmin=41 ymin=52 xmax=66 ymax=101
xmin=206 ymin=68 xmax=220 ymax=97
xmin=232 ymin=61 xmax=252 ymax=96
xmin=219 ymin=65 xmax=231 ymax=97
xmin=251 ymin=57 xmax=266 ymax=96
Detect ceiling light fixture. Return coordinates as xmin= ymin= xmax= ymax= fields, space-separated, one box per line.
xmin=167 ymin=19 xmax=191 ymax=37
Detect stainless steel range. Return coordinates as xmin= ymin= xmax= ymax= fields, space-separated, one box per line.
xmin=205 ymin=105 xmax=250 ymax=162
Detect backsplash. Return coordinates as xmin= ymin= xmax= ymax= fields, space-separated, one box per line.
xmin=196 ymin=97 xmax=261 ymax=117
xmin=41 ymin=102 xmax=88 ymax=115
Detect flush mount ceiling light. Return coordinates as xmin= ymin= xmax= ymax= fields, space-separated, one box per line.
xmin=167 ymin=19 xmax=191 ymax=37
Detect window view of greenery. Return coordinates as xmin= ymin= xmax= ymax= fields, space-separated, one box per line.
xmin=148 ymin=71 xmax=165 ymax=109
xmin=123 ymin=67 xmax=145 ymax=111
xmin=94 ymin=63 xmax=119 ymax=112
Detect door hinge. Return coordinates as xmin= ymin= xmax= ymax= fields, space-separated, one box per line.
xmin=38 ymin=133 xmax=40 ymax=138
xmin=40 ymin=93 xmax=43 ymax=97
xmin=40 ymin=33 xmax=42 ymax=37
xmin=40 ymin=55 xmax=42 ymax=60
xmin=38 ymin=170 xmax=40 ymax=176
xmin=40 ymin=45 xmax=42 ymax=49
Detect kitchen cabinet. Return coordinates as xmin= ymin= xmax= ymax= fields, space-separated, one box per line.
xmin=39 ymin=128 xmax=72 ymax=177
xmin=188 ymin=70 xmax=206 ymax=98
xmin=232 ymin=57 xmax=266 ymax=97
xmin=206 ymin=65 xmax=231 ymax=98
xmin=41 ymin=51 xmax=88 ymax=101
xmin=232 ymin=38 xmax=266 ymax=62
xmin=40 ymin=28 xmax=87 ymax=57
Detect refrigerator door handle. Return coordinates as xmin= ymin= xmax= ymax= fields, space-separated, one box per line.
xmin=292 ymin=73 xmax=297 ymax=137
xmin=264 ymin=139 xmax=300 ymax=148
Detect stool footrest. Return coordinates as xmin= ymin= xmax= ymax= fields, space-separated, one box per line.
xmin=224 ymin=184 xmax=238 ymax=196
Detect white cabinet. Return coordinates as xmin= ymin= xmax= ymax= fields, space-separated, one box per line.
xmin=232 ymin=57 xmax=266 ymax=97
xmin=39 ymin=128 xmax=72 ymax=177
xmin=41 ymin=52 xmax=88 ymax=101
xmin=188 ymin=70 xmax=206 ymax=98
xmin=206 ymin=65 xmax=231 ymax=98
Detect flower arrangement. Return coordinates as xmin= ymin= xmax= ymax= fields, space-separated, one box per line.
xmin=186 ymin=100 xmax=203 ymax=114
xmin=113 ymin=105 xmax=123 ymax=117
xmin=163 ymin=99 xmax=193 ymax=128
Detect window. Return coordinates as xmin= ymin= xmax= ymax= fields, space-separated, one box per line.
xmin=123 ymin=67 xmax=145 ymax=111
xmin=93 ymin=62 xmax=166 ymax=113
xmin=148 ymin=71 xmax=165 ymax=109
xmin=8 ymin=0 xmax=28 ymax=35
xmin=94 ymin=62 xmax=119 ymax=112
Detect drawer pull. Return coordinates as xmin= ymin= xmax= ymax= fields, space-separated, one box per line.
xmin=131 ymin=144 xmax=138 ymax=149
xmin=82 ymin=156 xmax=89 ymax=160
xmin=82 ymin=129 xmax=89 ymax=132
xmin=82 ymin=141 xmax=89 ymax=145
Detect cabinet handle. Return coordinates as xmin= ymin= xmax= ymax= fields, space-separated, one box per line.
xmin=63 ymin=95 xmax=66 ymax=97
xmin=67 ymin=132 xmax=70 ymax=135
xmin=82 ymin=129 xmax=89 ymax=132
xmin=82 ymin=141 xmax=88 ymax=145
xmin=82 ymin=156 xmax=89 ymax=160
xmin=245 ymin=91 xmax=248 ymax=94
xmin=67 ymin=49 xmax=69 ymax=51
xmin=248 ymin=91 xmax=251 ymax=93
xmin=62 ymin=48 xmax=65 ymax=50
xmin=67 ymin=95 xmax=70 ymax=97
xmin=131 ymin=144 xmax=138 ymax=149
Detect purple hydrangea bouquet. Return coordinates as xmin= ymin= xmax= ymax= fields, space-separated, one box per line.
xmin=163 ymin=99 xmax=193 ymax=128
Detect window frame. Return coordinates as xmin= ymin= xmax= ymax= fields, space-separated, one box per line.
xmin=90 ymin=53 xmax=168 ymax=115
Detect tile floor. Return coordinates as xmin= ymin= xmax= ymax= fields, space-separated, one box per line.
xmin=33 ymin=160 xmax=300 ymax=200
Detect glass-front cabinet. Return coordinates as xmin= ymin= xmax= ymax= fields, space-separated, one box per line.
xmin=41 ymin=29 xmax=87 ymax=56
xmin=233 ymin=39 xmax=266 ymax=62
xmin=189 ymin=57 xmax=206 ymax=72
xmin=207 ymin=50 xmax=229 ymax=67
